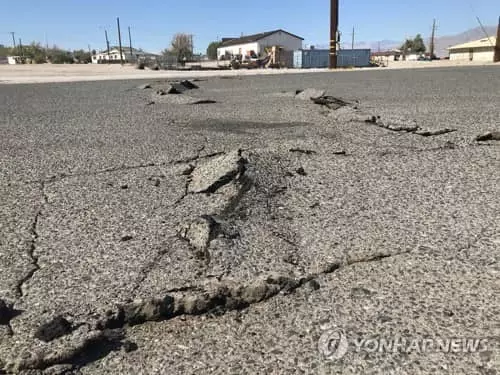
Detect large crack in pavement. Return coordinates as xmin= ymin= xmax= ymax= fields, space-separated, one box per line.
xmin=2 ymin=82 xmax=498 ymax=374
xmin=3 ymin=248 xmax=413 ymax=373
xmin=22 ymin=143 xmax=210 ymax=187
xmin=15 ymin=181 xmax=48 ymax=299
xmin=1 ymin=145 xmax=426 ymax=373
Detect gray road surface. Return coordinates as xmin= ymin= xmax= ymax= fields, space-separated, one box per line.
xmin=0 ymin=66 xmax=499 ymax=374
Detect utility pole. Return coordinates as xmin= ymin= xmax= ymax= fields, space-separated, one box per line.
xmin=10 ymin=32 xmax=16 ymax=49
xmin=117 ymin=17 xmax=124 ymax=65
xmin=351 ymin=27 xmax=355 ymax=66
xmin=429 ymin=19 xmax=437 ymax=59
xmin=329 ymin=0 xmax=339 ymax=69
xmin=190 ymin=34 xmax=194 ymax=58
xmin=128 ymin=26 xmax=133 ymax=57
xmin=105 ymin=30 xmax=111 ymax=63
xmin=19 ymin=38 xmax=23 ymax=57
xmin=495 ymin=16 xmax=500 ymax=62
xmin=351 ymin=26 xmax=355 ymax=50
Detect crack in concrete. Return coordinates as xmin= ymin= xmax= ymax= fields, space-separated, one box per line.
xmin=15 ymin=181 xmax=48 ymax=299
xmin=22 ymin=146 xmax=217 ymax=187
xmin=3 ymin=247 xmax=413 ymax=372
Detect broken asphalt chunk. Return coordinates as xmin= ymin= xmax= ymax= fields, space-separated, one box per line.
xmin=312 ymin=96 xmax=351 ymax=110
xmin=188 ymin=150 xmax=247 ymax=194
xmin=137 ymin=84 xmax=152 ymax=90
xmin=295 ymin=88 xmax=325 ymax=100
xmin=289 ymin=148 xmax=317 ymax=155
xmin=180 ymin=80 xmax=199 ymax=90
xmin=415 ymin=128 xmax=457 ymax=137
xmin=181 ymin=165 xmax=195 ymax=176
xmin=377 ymin=117 xmax=419 ymax=132
xmin=475 ymin=131 xmax=500 ymax=142
xmin=178 ymin=216 xmax=219 ymax=255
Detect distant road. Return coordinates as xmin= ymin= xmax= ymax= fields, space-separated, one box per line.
xmin=0 ymin=60 xmax=497 ymax=84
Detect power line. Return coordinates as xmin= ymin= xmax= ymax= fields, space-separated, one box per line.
xmin=476 ymin=16 xmax=495 ymax=47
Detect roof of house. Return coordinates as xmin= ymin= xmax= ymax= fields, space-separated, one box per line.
xmin=371 ymin=50 xmax=402 ymax=57
xmin=219 ymin=29 xmax=304 ymax=47
xmin=448 ymin=37 xmax=497 ymax=50
xmin=96 ymin=47 xmax=158 ymax=56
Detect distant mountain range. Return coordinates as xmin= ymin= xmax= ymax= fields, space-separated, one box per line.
xmin=348 ymin=25 xmax=497 ymax=57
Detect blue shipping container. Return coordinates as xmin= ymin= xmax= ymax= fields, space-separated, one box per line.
xmin=293 ymin=49 xmax=371 ymax=68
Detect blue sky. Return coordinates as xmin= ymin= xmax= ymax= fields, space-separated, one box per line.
xmin=0 ymin=0 xmax=498 ymax=53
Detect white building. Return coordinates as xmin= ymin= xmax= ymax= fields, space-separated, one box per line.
xmin=7 ymin=56 xmax=21 ymax=65
xmin=448 ymin=37 xmax=497 ymax=62
xmin=92 ymin=47 xmax=157 ymax=64
xmin=217 ymin=29 xmax=303 ymax=60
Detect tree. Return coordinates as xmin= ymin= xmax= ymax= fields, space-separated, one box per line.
xmin=400 ymin=38 xmax=414 ymax=54
xmin=11 ymin=42 xmax=46 ymax=63
xmin=401 ymin=34 xmax=426 ymax=55
xmin=169 ymin=33 xmax=193 ymax=62
xmin=412 ymin=34 xmax=426 ymax=54
xmin=73 ymin=49 xmax=91 ymax=64
xmin=206 ymin=41 xmax=221 ymax=60
xmin=47 ymin=46 xmax=73 ymax=64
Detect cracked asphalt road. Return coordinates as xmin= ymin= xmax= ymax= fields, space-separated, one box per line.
xmin=1 ymin=66 xmax=499 ymax=374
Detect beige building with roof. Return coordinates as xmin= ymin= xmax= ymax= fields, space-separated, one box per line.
xmin=217 ymin=30 xmax=303 ymax=60
xmin=448 ymin=37 xmax=497 ymax=62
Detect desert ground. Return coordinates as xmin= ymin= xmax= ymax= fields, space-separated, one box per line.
xmin=0 ymin=59 xmax=498 ymax=84
xmin=0 ymin=65 xmax=499 ymax=374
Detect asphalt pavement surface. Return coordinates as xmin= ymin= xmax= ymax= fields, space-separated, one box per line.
xmin=0 ymin=66 xmax=499 ymax=374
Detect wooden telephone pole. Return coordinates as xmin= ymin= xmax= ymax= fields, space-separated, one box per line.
xmin=117 ymin=17 xmax=124 ymax=65
xmin=429 ymin=19 xmax=437 ymax=59
xmin=10 ymin=32 xmax=16 ymax=49
xmin=329 ymin=0 xmax=339 ymax=69
xmin=495 ymin=16 xmax=500 ymax=63
xmin=128 ymin=26 xmax=133 ymax=55
xmin=105 ymin=30 xmax=111 ymax=63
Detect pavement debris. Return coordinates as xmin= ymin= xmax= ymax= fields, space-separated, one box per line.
xmin=415 ymin=128 xmax=457 ymax=137
xmin=295 ymin=88 xmax=325 ymax=100
xmin=188 ymin=150 xmax=247 ymax=194
xmin=311 ymin=95 xmax=351 ymax=110
xmin=289 ymin=148 xmax=317 ymax=155
xmin=189 ymin=99 xmax=217 ymax=105
xmin=475 ymin=131 xmax=500 ymax=141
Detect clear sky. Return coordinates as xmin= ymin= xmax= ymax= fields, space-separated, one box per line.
xmin=0 ymin=0 xmax=498 ymax=53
